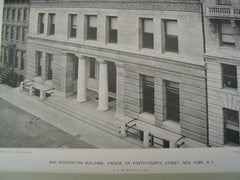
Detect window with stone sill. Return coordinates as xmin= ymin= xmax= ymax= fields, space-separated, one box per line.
xmin=140 ymin=18 xmax=154 ymax=49
xmin=219 ymin=22 xmax=235 ymax=46
xmin=7 ymin=9 xmax=10 ymax=20
xmin=166 ymin=81 xmax=180 ymax=123
xmin=4 ymin=48 xmax=7 ymax=64
xmin=46 ymin=53 xmax=53 ymax=80
xmin=17 ymin=9 xmax=21 ymax=21
xmin=3 ymin=8 xmax=6 ymax=20
xmin=69 ymin=14 xmax=77 ymax=38
xmin=16 ymin=27 xmax=20 ymax=41
xmin=12 ymin=9 xmax=16 ymax=21
xmin=36 ymin=51 xmax=42 ymax=76
xmin=23 ymin=9 xmax=28 ymax=21
xmin=15 ymin=51 xmax=19 ymax=68
xmin=89 ymin=58 xmax=96 ymax=79
xmin=6 ymin=26 xmax=10 ymax=40
xmin=2 ymin=25 xmax=5 ymax=39
xmin=10 ymin=26 xmax=14 ymax=40
xmin=73 ymin=56 xmax=78 ymax=79
xmin=21 ymin=51 xmax=25 ymax=70
xmin=223 ymin=108 xmax=239 ymax=145
xmin=22 ymin=28 xmax=27 ymax=42
xmin=48 ymin=13 xmax=55 ymax=35
xmin=107 ymin=16 xmax=118 ymax=44
xmin=222 ymin=64 xmax=237 ymax=89
xmin=164 ymin=20 xmax=178 ymax=53
xmin=86 ymin=15 xmax=97 ymax=40
xmin=142 ymin=75 xmax=154 ymax=114
xmin=38 ymin=13 xmax=45 ymax=34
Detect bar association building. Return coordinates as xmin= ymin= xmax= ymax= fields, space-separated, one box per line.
xmin=17 ymin=0 xmax=208 ymax=148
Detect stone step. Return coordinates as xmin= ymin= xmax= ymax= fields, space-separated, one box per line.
xmin=43 ymin=98 xmax=121 ymax=137
xmin=41 ymin=95 xmax=144 ymax=148
xmin=48 ymin=97 xmax=120 ymax=129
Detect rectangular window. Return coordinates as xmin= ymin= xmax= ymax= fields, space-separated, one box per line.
xmin=222 ymin=64 xmax=237 ymax=89
xmin=23 ymin=8 xmax=27 ymax=21
xmin=11 ymin=26 xmax=14 ymax=40
xmin=2 ymin=25 xmax=5 ymax=40
xmin=48 ymin=13 xmax=55 ymax=35
xmin=38 ymin=13 xmax=45 ymax=34
xmin=22 ymin=28 xmax=26 ymax=41
xmin=36 ymin=51 xmax=42 ymax=76
xmin=166 ymin=81 xmax=180 ymax=123
xmin=6 ymin=26 xmax=9 ymax=40
xmin=86 ymin=15 xmax=97 ymax=40
xmin=16 ymin=27 xmax=20 ymax=41
xmin=142 ymin=75 xmax=154 ymax=114
xmin=7 ymin=9 xmax=10 ymax=20
xmin=17 ymin=9 xmax=21 ymax=21
xmin=69 ymin=14 xmax=77 ymax=38
xmin=89 ymin=58 xmax=96 ymax=78
xmin=46 ymin=53 xmax=53 ymax=80
xmin=15 ymin=51 xmax=18 ymax=68
xmin=74 ymin=57 xmax=78 ymax=79
xmin=219 ymin=22 xmax=235 ymax=46
xmin=12 ymin=9 xmax=15 ymax=21
xmin=218 ymin=0 xmax=231 ymax=5
xmin=21 ymin=51 xmax=25 ymax=70
xmin=224 ymin=108 xmax=239 ymax=145
xmin=164 ymin=20 xmax=178 ymax=52
xmin=141 ymin=18 xmax=154 ymax=49
xmin=3 ymin=8 xmax=6 ymax=20
xmin=4 ymin=48 xmax=8 ymax=64
xmin=107 ymin=16 xmax=118 ymax=43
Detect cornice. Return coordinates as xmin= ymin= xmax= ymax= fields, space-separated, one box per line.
xmin=27 ymin=35 xmax=205 ymax=74
xmin=30 ymin=1 xmax=201 ymax=13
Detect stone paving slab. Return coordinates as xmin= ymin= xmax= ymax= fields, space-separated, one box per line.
xmin=0 ymin=97 xmax=95 ymax=148
xmin=0 ymin=84 xmax=139 ymax=148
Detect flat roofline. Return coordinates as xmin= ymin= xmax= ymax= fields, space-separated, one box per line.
xmin=30 ymin=0 xmax=200 ymax=3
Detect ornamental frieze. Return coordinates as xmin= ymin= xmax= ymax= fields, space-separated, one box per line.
xmin=31 ymin=2 xmax=200 ymax=12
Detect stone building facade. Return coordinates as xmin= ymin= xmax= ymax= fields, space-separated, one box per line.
xmin=203 ymin=0 xmax=240 ymax=147
xmin=24 ymin=0 xmax=207 ymax=148
xmin=1 ymin=0 xmax=29 ymax=87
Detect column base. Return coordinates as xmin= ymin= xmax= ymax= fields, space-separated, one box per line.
xmin=76 ymin=97 xmax=87 ymax=103
xmin=97 ymin=106 xmax=109 ymax=111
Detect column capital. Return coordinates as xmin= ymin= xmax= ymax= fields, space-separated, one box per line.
xmin=59 ymin=51 xmax=67 ymax=57
xmin=75 ymin=54 xmax=84 ymax=59
xmin=96 ymin=58 xmax=107 ymax=64
xmin=115 ymin=62 xmax=125 ymax=68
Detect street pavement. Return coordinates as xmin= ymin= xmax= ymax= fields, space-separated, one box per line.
xmin=0 ymin=97 xmax=95 ymax=148
xmin=0 ymin=84 xmax=139 ymax=148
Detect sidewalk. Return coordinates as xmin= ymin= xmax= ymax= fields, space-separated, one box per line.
xmin=0 ymin=84 xmax=139 ymax=148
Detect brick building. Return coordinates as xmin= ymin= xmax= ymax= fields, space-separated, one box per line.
xmin=203 ymin=0 xmax=240 ymax=147
xmin=0 ymin=0 xmax=29 ymax=87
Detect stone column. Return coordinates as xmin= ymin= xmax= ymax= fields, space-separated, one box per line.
xmin=19 ymin=81 xmax=24 ymax=92
xmin=143 ymin=130 xmax=150 ymax=148
xmin=98 ymin=59 xmax=109 ymax=111
xmin=60 ymin=52 xmax=74 ymax=97
xmin=29 ymin=85 xmax=33 ymax=96
xmin=76 ymin=55 xmax=87 ymax=103
xmin=41 ymin=52 xmax=47 ymax=82
xmin=115 ymin=62 xmax=125 ymax=118
xmin=120 ymin=122 xmax=127 ymax=138
xmin=40 ymin=90 xmax=46 ymax=100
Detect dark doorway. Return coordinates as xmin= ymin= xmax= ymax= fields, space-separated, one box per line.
xmin=142 ymin=75 xmax=154 ymax=114
xmin=107 ymin=61 xmax=116 ymax=93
